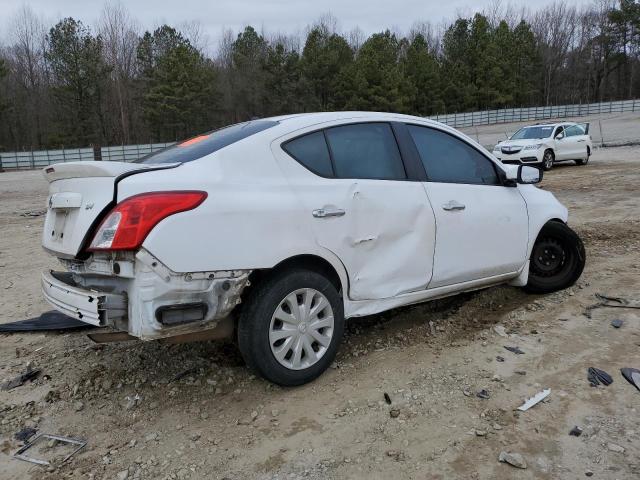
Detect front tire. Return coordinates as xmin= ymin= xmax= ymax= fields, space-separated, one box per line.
xmin=524 ymin=221 xmax=585 ymax=294
xmin=542 ymin=149 xmax=554 ymax=171
xmin=238 ymin=269 xmax=344 ymax=386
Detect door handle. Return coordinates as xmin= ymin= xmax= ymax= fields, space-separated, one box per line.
xmin=577 ymin=139 xmax=586 ymax=142
xmin=313 ymin=207 xmax=345 ymax=218
xmin=442 ymin=200 xmax=466 ymax=211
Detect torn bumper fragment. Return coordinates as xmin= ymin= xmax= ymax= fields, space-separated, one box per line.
xmin=41 ymin=249 xmax=251 ymax=340
xmin=41 ymin=270 xmax=125 ymax=326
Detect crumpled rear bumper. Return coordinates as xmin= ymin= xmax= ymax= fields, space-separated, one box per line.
xmin=41 ymin=270 xmax=127 ymax=326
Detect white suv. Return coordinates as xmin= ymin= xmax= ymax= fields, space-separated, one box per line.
xmin=41 ymin=112 xmax=586 ymax=385
xmin=493 ymin=122 xmax=592 ymax=170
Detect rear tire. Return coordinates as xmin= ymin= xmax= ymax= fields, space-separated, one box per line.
xmin=542 ymin=149 xmax=554 ymax=171
xmin=524 ymin=221 xmax=585 ymax=294
xmin=237 ymin=268 xmax=344 ymax=386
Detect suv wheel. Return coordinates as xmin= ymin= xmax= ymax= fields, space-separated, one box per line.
xmin=524 ymin=221 xmax=585 ymax=294
xmin=238 ymin=269 xmax=344 ymax=386
xmin=542 ymin=149 xmax=554 ymax=171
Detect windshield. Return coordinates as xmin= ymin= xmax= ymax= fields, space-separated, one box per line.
xmin=510 ymin=126 xmax=554 ymax=140
xmin=135 ymin=120 xmax=279 ymax=164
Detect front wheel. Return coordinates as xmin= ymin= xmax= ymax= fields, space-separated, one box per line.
xmin=524 ymin=221 xmax=586 ymax=294
xmin=237 ymin=269 xmax=344 ymax=386
xmin=542 ymin=149 xmax=554 ymax=171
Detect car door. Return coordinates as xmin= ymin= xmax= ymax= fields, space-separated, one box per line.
xmin=553 ymin=125 xmax=570 ymax=160
xmin=405 ymin=123 xmax=529 ymax=288
xmin=278 ymin=122 xmax=437 ymax=301
xmin=565 ymin=125 xmax=588 ymax=158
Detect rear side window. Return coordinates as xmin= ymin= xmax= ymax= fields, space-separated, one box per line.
xmin=565 ymin=125 xmax=584 ymax=137
xmin=136 ymin=120 xmax=279 ymax=164
xmin=324 ymin=123 xmax=406 ymax=180
xmin=282 ymin=131 xmax=333 ymax=177
xmin=407 ymin=125 xmax=499 ymax=185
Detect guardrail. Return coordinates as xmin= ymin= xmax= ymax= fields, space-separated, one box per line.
xmin=1 ymin=98 xmax=638 ymax=170
xmin=428 ymin=99 xmax=639 ymax=128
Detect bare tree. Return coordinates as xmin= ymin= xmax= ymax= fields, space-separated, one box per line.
xmin=99 ymin=1 xmax=140 ymax=144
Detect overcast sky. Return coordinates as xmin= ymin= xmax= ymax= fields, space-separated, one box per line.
xmin=1 ymin=0 xmax=594 ymax=48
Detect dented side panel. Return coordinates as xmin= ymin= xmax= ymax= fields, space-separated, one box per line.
xmin=271 ymin=135 xmax=437 ymax=301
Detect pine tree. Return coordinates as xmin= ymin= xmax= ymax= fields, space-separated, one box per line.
xmin=402 ymin=34 xmax=443 ymax=115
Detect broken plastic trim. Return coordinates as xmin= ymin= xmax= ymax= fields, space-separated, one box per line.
xmin=13 ymin=434 xmax=87 ymax=466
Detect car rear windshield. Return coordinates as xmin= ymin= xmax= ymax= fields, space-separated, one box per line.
xmin=510 ymin=126 xmax=554 ymax=140
xmin=135 ymin=120 xmax=279 ymax=164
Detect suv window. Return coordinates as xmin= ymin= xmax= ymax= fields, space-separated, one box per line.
xmin=554 ymin=125 xmax=565 ymax=138
xmin=136 ymin=120 xmax=279 ymax=164
xmin=406 ymin=125 xmax=500 ymax=185
xmin=324 ymin=123 xmax=406 ymax=180
xmin=282 ymin=131 xmax=333 ymax=177
xmin=565 ymin=125 xmax=584 ymax=137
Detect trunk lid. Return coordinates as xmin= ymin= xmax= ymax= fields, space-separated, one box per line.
xmin=42 ymin=161 xmax=178 ymax=258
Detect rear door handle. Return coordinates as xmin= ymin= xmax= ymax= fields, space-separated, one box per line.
xmin=577 ymin=139 xmax=586 ymax=142
xmin=442 ymin=200 xmax=466 ymax=211
xmin=313 ymin=207 xmax=345 ymax=218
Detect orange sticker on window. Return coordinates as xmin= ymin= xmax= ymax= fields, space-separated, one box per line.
xmin=178 ymin=135 xmax=209 ymax=147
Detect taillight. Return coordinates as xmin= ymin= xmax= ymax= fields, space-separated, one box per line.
xmin=88 ymin=191 xmax=207 ymax=251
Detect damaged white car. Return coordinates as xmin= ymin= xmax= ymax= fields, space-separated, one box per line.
xmin=41 ymin=112 xmax=586 ymax=385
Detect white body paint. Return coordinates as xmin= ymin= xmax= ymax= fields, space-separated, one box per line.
xmin=40 ymin=112 xmax=568 ymax=339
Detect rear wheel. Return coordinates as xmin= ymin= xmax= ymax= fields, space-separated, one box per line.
xmin=542 ymin=149 xmax=554 ymax=171
xmin=238 ymin=269 xmax=344 ymax=386
xmin=524 ymin=221 xmax=585 ymax=294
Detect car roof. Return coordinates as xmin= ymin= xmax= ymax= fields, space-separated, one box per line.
xmin=262 ymin=111 xmax=445 ymax=131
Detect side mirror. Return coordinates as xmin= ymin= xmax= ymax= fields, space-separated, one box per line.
xmin=517 ymin=165 xmax=543 ymax=184
xmin=555 ymin=133 xmax=564 ymax=140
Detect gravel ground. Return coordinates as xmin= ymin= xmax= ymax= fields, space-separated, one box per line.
xmin=1 ymin=146 xmax=639 ymax=479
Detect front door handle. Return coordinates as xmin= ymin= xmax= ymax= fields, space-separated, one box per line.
xmin=577 ymin=139 xmax=586 ymax=142
xmin=442 ymin=200 xmax=466 ymax=211
xmin=313 ymin=207 xmax=345 ymax=218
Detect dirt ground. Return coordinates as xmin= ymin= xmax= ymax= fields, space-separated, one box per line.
xmin=1 ymin=146 xmax=639 ymax=480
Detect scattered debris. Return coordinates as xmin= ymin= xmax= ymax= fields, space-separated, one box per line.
xmin=504 ymin=346 xmax=525 ymax=355
xmin=474 ymin=429 xmax=487 ymax=437
xmin=19 ymin=210 xmax=46 ymax=217
xmin=607 ymin=443 xmax=625 ymax=454
xmin=585 ymin=293 xmax=640 ymax=319
xmin=389 ymin=408 xmax=400 ymax=418
xmin=1 ymin=364 xmax=41 ymax=391
xmin=517 ymin=388 xmax=551 ymax=411
xmin=611 ymin=319 xmax=623 ymax=328
xmin=620 ymin=368 xmax=640 ymax=392
xmin=13 ymin=434 xmax=87 ymax=466
xmin=386 ymin=449 xmax=405 ymax=461
xmin=569 ymin=426 xmax=583 ymax=437
xmin=585 ymin=471 xmax=594 ymax=477
xmin=383 ymin=392 xmax=392 ymax=405
xmin=428 ymin=320 xmax=436 ymax=336
xmin=499 ymin=451 xmax=527 ymax=469
xmin=0 ymin=311 xmax=89 ymax=332
xmin=14 ymin=427 xmax=37 ymax=443
xmin=515 ymin=370 xmax=527 ymax=376
xmin=493 ymin=325 xmax=508 ymax=337
xmin=171 ymin=367 xmax=198 ymax=383
xmin=588 ymin=367 xmax=613 ymax=387
xmin=125 ymin=393 xmax=142 ymax=410
xmin=496 ymin=355 xmax=505 ymax=362
xmin=476 ymin=389 xmax=490 ymax=399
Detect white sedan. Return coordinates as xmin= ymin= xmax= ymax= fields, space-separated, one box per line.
xmin=40 ymin=112 xmax=586 ymax=385
xmin=493 ymin=122 xmax=592 ymax=170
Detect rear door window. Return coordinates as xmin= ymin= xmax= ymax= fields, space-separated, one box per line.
xmin=136 ymin=120 xmax=279 ymax=164
xmin=324 ymin=123 xmax=406 ymax=180
xmin=282 ymin=131 xmax=333 ymax=177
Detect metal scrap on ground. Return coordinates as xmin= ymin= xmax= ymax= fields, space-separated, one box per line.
xmin=517 ymin=388 xmax=551 ymax=411
xmin=1 ymin=365 xmax=40 ymax=391
xmin=584 ymin=293 xmax=640 ymax=318
xmin=0 ymin=311 xmax=90 ymax=332
xmin=587 ymin=367 xmax=613 ymax=387
xmin=620 ymin=368 xmax=640 ymax=392
xmin=13 ymin=433 xmax=87 ymax=466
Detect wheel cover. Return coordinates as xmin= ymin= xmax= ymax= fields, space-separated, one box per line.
xmin=531 ymin=237 xmax=566 ymax=277
xmin=269 ymin=288 xmax=335 ymax=370
xmin=544 ymin=152 xmax=553 ymax=169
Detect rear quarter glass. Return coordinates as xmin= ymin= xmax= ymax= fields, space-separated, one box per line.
xmin=136 ymin=120 xmax=279 ymax=164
